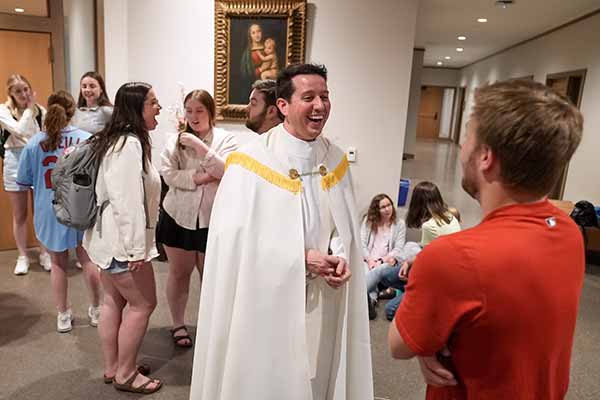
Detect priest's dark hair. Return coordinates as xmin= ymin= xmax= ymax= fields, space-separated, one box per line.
xmin=276 ymin=63 xmax=327 ymax=102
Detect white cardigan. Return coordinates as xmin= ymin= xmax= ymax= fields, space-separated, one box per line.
xmin=160 ymin=127 xmax=238 ymax=230
xmin=84 ymin=136 xmax=161 ymax=269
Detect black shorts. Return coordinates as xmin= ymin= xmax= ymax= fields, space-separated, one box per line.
xmin=156 ymin=210 xmax=208 ymax=253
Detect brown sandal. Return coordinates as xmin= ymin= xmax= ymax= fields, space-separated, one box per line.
xmin=103 ymin=364 xmax=151 ymax=384
xmin=113 ymin=370 xmax=162 ymax=394
xmin=171 ymin=325 xmax=193 ymax=348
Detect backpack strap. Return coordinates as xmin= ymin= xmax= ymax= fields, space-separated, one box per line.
xmin=95 ymin=200 xmax=110 ymax=236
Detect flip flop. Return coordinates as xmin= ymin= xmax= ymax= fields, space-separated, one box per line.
xmin=113 ymin=370 xmax=162 ymax=395
xmin=103 ymin=364 xmax=151 ymax=384
xmin=171 ymin=325 xmax=193 ymax=348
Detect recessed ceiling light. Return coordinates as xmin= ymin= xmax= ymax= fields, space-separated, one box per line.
xmin=14 ymin=8 xmax=25 ymax=13
xmin=477 ymin=18 xmax=488 ymax=23
xmin=456 ymin=47 xmax=464 ymax=52
xmin=437 ymin=61 xmax=443 ymax=66
xmin=444 ymin=56 xmax=451 ymax=60
xmin=457 ymin=35 xmax=467 ymax=41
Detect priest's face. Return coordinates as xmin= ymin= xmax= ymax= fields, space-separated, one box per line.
xmin=279 ymin=74 xmax=331 ymax=141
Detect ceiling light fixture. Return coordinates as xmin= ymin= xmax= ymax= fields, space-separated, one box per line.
xmin=15 ymin=7 xmax=25 ymax=13
xmin=477 ymin=18 xmax=488 ymax=23
xmin=495 ymin=0 xmax=515 ymax=9
xmin=456 ymin=47 xmax=464 ymax=52
xmin=444 ymin=56 xmax=451 ymax=60
xmin=457 ymin=35 xmax=467 ymax=41
xmin=437 ymin=61 xmax=443 ymax=66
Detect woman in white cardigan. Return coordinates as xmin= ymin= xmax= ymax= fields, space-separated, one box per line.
xmin=83 ymin=82 xmax=162 ymax=394
xmin=361 ymin=193 xmax=420 ymax=303
xmin=157 ymin=89 xmax=237 ymax=348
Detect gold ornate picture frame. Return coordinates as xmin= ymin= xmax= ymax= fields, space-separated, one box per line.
xmin=214 ymin=0 xmax=307 ymax=121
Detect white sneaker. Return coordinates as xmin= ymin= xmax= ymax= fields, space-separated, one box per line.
xmin=88 ymin=305 xmax=100 ymax=327
xmin=13 ymin=256 xmax=29 ymax=275
xmin=57 ymin=309 xmax=73 ymax=333
xmin=39 ymin=252 xmax=51 ymax=272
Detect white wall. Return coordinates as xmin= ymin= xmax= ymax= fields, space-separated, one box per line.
xmin=103 ymin=0 xmax=419 ymax=211
xmin=403 ymin=49 xmax=424 ymax=157
xmin=421 ymin=67 xmax=459 ymax=87
xmin=63 ymin=0 xmax=96 ymax=96
xmin=458 ymin=13 xmax=600 ymax=203
xmin=103 ymin=0 xmax=128 ymax=101
xmin=438 ymin=88 xmax=454 ymax=139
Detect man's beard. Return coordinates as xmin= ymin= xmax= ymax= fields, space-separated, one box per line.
xmin=461 ymin=156 xmax=479 ymax=200
xmin=245 ymin=108 xmax=267 ymax=133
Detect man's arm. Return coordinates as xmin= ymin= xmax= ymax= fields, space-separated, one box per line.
xmin=388 ymin=317 xmax=416 ymax=359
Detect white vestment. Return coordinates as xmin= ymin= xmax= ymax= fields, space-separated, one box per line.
xmin=189 ymin=125 xmax=373 ymax=400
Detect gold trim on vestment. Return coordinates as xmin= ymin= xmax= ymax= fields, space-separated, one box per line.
xmin=321 ymin=156 xmax=349 ymax=191
xmin=225 ymin=152 xmax=302 ymax=194
xmin=225 ymin=152 xmax=349 ymax=194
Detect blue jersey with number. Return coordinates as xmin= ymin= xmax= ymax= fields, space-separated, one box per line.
xmin=16 ymin=126 xmax=91 ymax=252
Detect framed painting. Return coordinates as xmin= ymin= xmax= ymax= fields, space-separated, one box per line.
xmin=214 ymin=0 xmax=307 ymax=121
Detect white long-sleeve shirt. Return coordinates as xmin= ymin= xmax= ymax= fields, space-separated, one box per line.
xmin=0 ymin=104 xmax=46 ymax=148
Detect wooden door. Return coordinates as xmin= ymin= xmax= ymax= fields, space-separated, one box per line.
xmin=0 ymin=30 xmax=53 ymax=250
xmin=417 ymin=86 xmax=443 ymax=139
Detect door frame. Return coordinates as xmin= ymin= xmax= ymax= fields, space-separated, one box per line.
xmin=545 ymin=68 xmax=587 ymax=200
xmin=417 ymin=85 xmax=458 ymax=141
xmin=0 ymin=0 xmax=66 ymax=90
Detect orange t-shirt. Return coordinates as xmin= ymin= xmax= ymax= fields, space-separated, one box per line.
xmin=395 ymin=200 xmax=585 ymax=400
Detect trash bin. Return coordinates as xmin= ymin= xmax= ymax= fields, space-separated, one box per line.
xmin=397 ymin=178 xmax=410 ymax=207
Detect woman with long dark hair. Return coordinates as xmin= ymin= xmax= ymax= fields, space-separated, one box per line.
xmin=83 ymin=82 xmax=163 ymax=394
xmin=405 ymin=181 xmax=461 ymax=246
xmin=16 ymin=90 xmax=101 ymax=332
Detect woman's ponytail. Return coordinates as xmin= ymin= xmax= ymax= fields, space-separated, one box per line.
xmin=41 ymin=90 xmax=75 ymax=152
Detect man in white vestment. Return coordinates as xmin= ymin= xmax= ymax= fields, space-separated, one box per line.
xmin=189 ymin=64 xmax=373 ymax=400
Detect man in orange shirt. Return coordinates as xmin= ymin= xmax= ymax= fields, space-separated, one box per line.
xmin=389 ymin=79 xmax=585 ymax=399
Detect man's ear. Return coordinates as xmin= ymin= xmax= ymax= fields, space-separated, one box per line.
xmin=266 ymin=104 xmax=279 ymax=119
xmin=276 ymin=98 xmax=289 ymax=119
xmin=479 ymin=145 xmax=496 ymax=174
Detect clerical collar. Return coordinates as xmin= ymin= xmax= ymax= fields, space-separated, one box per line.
xmin=280 ymin=127 xmax=317 ymax=160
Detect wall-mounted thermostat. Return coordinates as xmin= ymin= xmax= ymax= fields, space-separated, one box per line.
xmin=347 ymin=147 xmax=357 ymax=162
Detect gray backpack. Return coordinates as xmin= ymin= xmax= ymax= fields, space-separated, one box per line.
xmin=51 ymin=136 xmax=107 ymax=230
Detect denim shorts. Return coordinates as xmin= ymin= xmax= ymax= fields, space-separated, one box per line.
xmin=104 ymin=258 xmax=130 ymax=275
xmin=3 ymin=148 xmax=29 ymax=192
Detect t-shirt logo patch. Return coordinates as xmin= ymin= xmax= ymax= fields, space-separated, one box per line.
xmin=546 ymin=216 xmax=557 ymax=228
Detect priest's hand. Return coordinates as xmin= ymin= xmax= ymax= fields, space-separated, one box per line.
xmin=324 ymin=257 xmax=351 ymax=289
xmin=305 ymin=249 xmax=336 ymax=276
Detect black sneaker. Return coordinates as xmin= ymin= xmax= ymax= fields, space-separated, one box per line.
xmin=368 ymin=295 xmax=377 ymax=320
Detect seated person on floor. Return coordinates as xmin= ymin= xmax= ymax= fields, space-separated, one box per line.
xmin=369 ymin=181 xmax=461 ymax=320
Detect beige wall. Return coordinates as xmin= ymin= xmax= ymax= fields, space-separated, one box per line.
xmin=422 ymin=67 xmax=459 ymax=87
xmin=403 ymin=49 xmax=424 ymax=157
xmin=103 ymin=0 xmax=419 ymax=211
xmin=458 ymin=13 xmax=600 ymax=203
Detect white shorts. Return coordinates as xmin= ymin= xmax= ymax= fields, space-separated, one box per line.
xmin=3 ymin=147 xmax=29 ymax=192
